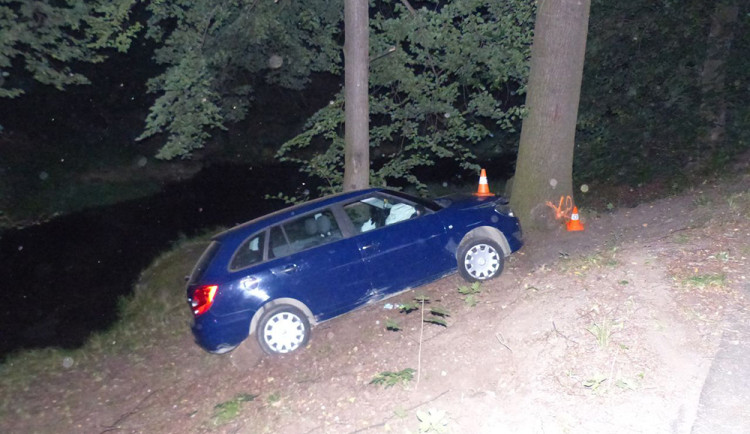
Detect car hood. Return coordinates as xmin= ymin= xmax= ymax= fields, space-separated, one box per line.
xmin=435 ymin=193 xmax=507 ymax=211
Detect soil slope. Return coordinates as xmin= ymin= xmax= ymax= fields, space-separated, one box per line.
xmin=2 ymin=173 xmax=748 ymax=434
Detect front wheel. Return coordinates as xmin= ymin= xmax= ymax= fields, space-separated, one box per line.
xmin=257 ymin=305 xmax=310 ymax=355
xmin=458 ymin=238 xmax=504 ymax=282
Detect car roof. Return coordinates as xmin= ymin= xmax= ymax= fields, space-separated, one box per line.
xmin=213 ymin=187 xmax=385 ymax=242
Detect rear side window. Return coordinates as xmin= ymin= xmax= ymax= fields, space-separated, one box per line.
xmin=230 ymin=233 xmax=266 ymax=271
xmin=268 ymin=209 xmax=342 ymax=259
xmin=188 ymin=241 xmax=221 ymax=285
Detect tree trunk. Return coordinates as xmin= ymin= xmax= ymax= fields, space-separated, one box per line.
xmin=343 ymin=0 xmax=370 ymax=191
xmin=510 ymin=0 xmax=591 ymax=232
xmin=699 ymin=1 xmax=739 ymax=150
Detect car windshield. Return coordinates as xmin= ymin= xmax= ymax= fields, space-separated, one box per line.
xmin=387 ymin=190 xmax=443 ymax=211
xmin=344 ymin=193 xmax=425 ymax=234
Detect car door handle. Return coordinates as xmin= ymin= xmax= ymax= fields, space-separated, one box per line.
xmin=271 ymin=264 xmax=298 ymax=275
xmin=361 ymin=242 xmax=379 ymax=251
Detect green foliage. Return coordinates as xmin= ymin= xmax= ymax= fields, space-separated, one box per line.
xmin=583 ymin=374 xmax=607 ymax=391
xmin=682 ymin=273 xmax=727 ymax=289
xmin=426 ymin=306 xmax=450 ymax=327
xmin=138 ymin=0 xmax=343 ymax=158
xmin=458 ymin=282 xmax=482 ymax=295
xmin=587 ymin=318 xmax=621 ymax=348
xmin=277 ymin=0 xmax=535 ymax=196
xmin=385 ymin=317 xmax=402 ymax=331
xmin=577 ymin=0 xmax=750 ymax=183
xmin=458 ymin=281 xmax=482 ymax=306
xmin=399 ymin=301 xmax=421 ymax=313
xmin=0 ymin=0 xmax=141 ymax=97
xmin=416 ymin=408 xmax=449 ymax=433
xmin=212 ymin=393 xmax=256 ymax=425
xmin=370 ymin=368 xmax=416 ymax=387
xmin=397 ymin=295 xmax=450 ymax=326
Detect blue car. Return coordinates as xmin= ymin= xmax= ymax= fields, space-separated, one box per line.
xmin=187 ymin=188 xmax=523 ymax=355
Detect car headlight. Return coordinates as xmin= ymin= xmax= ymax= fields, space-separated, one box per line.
xmin=495 ymin=203 xmax=515 ymax=217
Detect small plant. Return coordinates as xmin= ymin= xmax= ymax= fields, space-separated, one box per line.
xmin=458 ymin=282 xmax=482 ymax=307
xmin=615 ymin=377 xmax=638 ymax=390
xmin=370 ymin=368 xmax=416 ymax=388
xmin=425 ymin=306 xmax=450 ymax=327
xmin=712 ymin=251 xmax=729 ymax=262
xmin=583 ymin=374 xmax=607 ymax=391
xmin=212 ymin=393 xmax=257 ymax=425
xmin=458 ymin=281 xmax=482 ymax=295
xmin=416 ymin=408 xmax=449 ymax=433
xmin=693 ymin=195 xmax=712 ymax=207
xmin=587 ymin=318 xmax=621 ymax=348
xmin=267 ymin=392 xmax=281 ymax=404
xmin=399 ymin=301 xmax=421 ymax=313
xmin=385 ymin=318 xmax=402 ymax=331
xmin=397 ymin=296 xmax=450 ymax=326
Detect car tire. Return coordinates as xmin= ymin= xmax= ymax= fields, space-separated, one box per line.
xmin=457 ymin=238 xmax=504 ymax=282
xmin=257 ymin=305 xmax=310 ymax=355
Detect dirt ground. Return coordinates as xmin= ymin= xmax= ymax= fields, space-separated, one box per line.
xmin=3 ymin=173 xmax=749 ymax=434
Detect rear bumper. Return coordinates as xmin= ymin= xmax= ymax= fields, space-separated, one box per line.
xmin=191 ymin=310 xmax=253 ymax=353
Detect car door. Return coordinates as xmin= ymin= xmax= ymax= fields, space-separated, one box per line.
xmin=262 ymin=208 xmax=371 ymax=319
xmin=343 ymin=193 xmax=451 ymax=296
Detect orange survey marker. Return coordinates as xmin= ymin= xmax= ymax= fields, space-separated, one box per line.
xmin=475 ymin=168 xmax=493 ymax=197
xmin=546 ymin=195 xmax=574 ymax=221
xmin=566 ymin=206 xmax=584 ymax=231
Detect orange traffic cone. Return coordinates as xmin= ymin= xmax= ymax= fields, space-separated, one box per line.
xmin=566 ymin=206 xmax=584 ymax=231
xmin=475 ymin=168 xmax=493 ymax=197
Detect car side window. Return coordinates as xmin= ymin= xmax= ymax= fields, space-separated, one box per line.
xmin=344 ymin=195 xmax=419 ymax=234
xmin=230 ymin=234 xmax=265 ymax=271
xmin=268 ymin=209 xmax=342 ymax=259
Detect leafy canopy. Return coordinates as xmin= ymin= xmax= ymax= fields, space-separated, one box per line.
xmin=137 ymin=0 xmax=343 ymax=159
xmin=278 ymin=0 xmax=535 ymax=196
xmin=577 ymin=0 xmax=750 ymax=183
xmin=0 ymin=0 xmax=141 ymax=98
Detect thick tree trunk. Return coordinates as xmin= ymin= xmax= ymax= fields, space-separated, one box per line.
xmin=699 ymin=2 xmax=739 ymax=150
xmin=510 ymin=0 xmax=591 ymax=231
xmin=343 ymin=0 xmax=370 ymax=191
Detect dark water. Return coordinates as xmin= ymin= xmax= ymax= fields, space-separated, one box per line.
xmin=0 ymin=163 xmax=303 ymax=358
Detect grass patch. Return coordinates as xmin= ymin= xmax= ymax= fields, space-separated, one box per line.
xmin=212 ymin=393 xmax=257 ymax=425
xmin=726 ymin=191 xmax=750 ymax=218
xmin=682 ymin=273 xmax=727 ymax=289
xmin=370 ymin=368 xmax=416 ymax=388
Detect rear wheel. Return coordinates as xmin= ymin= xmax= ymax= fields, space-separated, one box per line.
xmin=458 ymin=238 xmax=504 ymax=282
xmin=257 ymin=305 xmax=310 ymax=354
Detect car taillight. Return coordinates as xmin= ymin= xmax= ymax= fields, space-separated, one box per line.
xmin=191 ymin=285 xmax=218 ymax=316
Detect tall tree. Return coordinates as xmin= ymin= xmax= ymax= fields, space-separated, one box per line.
xmin=343 ymin=0 xmax=370 ymax=191
xmin=510 ymin=0 xmax=591 ymax=231
xmin=699 ymin=1 xmax=739 ymax=151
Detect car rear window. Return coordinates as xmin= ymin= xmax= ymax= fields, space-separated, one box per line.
xmin=229 ymin=233 xmax=266 ymax=271
xmin=187 ymin=241 xmax=221 ymax=285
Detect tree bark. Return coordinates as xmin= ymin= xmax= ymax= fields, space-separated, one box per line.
xmin=343 ymin=0 xmax=370 ymax=191
xmin=699 ymin=1 xmax=739 ymax=150
xmin=510 ymin=0 xmax=591 ymax=231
